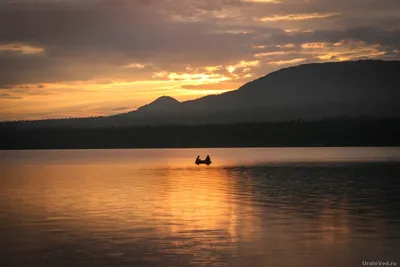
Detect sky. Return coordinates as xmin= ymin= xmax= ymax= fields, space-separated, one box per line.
xmin=0 ymin=0 xmax=399 ymax=121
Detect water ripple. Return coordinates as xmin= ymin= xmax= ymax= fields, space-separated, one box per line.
xmin=1 ymin=148 xmax=400 ymax=267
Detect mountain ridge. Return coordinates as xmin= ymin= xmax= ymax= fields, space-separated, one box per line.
xmin=2 ymin=60 xmax=399 ymax=128
xmin=126 ymin=60 xmax=398 ymax=116
xmin=135 ymin=96 xmax=180 ymax=113
xmin=126 ymin=59 xmax=399 ymax=119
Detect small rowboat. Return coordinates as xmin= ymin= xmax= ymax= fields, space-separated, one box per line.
xmin=195 ymin=159 xmax=212 ymax=165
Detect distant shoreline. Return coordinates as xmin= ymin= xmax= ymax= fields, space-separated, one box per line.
xmin=1 ymin=118 xmax=399 ymax=150
xmin=1 ymin=145 xmax=400 ymax=151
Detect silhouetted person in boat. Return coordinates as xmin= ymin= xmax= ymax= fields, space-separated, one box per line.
xmin=206 ymin=155 xmax=211 ymax=162
xmin=196 ymin=156 xmax=200 ymax=162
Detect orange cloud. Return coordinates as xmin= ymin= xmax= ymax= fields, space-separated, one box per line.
xmin=204 ymin=65 xmax=222 ymax=72
xmin=277 ymin=43 xmax=296 ymax=48
xmin=0 ymin=43 xmax=45 ymax=54
xmin=227 ymin=66 xmax=236 ymax=73
xmin=255 ymin=51 xmax=286 ymax=57
xmin=315 ymin=41 xmax=385 ymax=61
xmin=166 ymin=72 xmax=230 ymax=83
xmin=226 ymin=60 xmax=260 ymax=73
xmin=181 ymin=83 xmax=236 ymax=91
xmin=284 ymin=29 xmax=313 ymax=33
xmin=259 ymin=13 xmax=339 ymax=22
xmin=123 ymin=63 xmax=147 ymax=69
xmin=301 ymin=42 xmax=327 ymax=49
xmin=252 ymin=45 xmax=267 ymax=49
xmin=244 ymin=0 xmax=281 ymax=3
xmin=268 ymin=58 xmax=306 ymax=65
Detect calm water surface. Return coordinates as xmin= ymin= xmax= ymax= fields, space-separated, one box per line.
xmin=1 ymin=147 xmax=400 ymax=267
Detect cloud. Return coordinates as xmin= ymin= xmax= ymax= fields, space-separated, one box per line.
xmin=0 ymin=43 xmax=44 ymax=54
xmin=0 ymin=0 xmax=400 ymax=120
xmin=159 ymin=72 xmax=230 ymax=83
xmin=0 ymin=0 xmax=263 ymax=86
xmin=204 ymin=65 xmax=223 ymax=72
xmin=123 ymin=63 xmax=147 ymax=69
xmin=225 ymin=60 xmax=260 ymax=73
xmin=255 ymin=51 xmax=287 ymax=57
xmin=259 ymin=13 xmax=340 ymax=22
xmin=112 ymin=106 xmax=133 ymax=112
xmin=181 ymin=83 xmax=237 ymax=90
xmin=0 ymin=93 xmax=21 ymax=99
xmin=301 ymin=42 xmax=327 ymax=49
xmin=243 ymin=0 xmax=281 ymax=3
xmin=268 ymin=58 xmax=306 ymax=65
xmin=1 ymin=1 xmax=398 ymax=87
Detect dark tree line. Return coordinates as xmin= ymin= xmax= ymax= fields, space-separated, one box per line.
xmin=1 ymin=117 xmax=399 ymax=149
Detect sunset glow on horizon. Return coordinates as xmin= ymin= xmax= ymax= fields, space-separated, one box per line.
xmin=1 ymin=0 xmax=399 ymax=120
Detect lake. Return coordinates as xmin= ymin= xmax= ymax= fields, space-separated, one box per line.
xmin=1 ymin=147 xmax=400 ymax=267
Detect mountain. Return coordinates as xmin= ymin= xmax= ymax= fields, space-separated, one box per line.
xmin=179 ymin=60 xmax=398 ymax=112
xmin=135 ymin=96 xmax=180 ymax=113
xmin=3 ymin=60 xmax=400 ymax=128
xmin=117 ymin=60 xmax=399 ymax=125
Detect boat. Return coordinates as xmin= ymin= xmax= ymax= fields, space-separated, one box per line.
xmin=195 ymin=157 xmax=212 ymax=165
xmin=195 ymin=159 xmax=212 ymax=165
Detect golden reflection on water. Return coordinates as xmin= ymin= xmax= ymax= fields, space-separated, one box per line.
xmin=2 ymin=164 xmax=258 ymax=251
xmin=1 ymin=148 xmax=400 ymax=267
xmin=1 ymin=163 xmax=260 ymax=266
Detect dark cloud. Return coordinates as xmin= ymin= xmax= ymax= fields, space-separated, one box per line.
xmin=261 ymin=27 xmax=399 ymax=46
xmin=0 ymin=0 xmax=399 ymax=87
xmin=0 ymin=84 xmax=14 ymax=89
